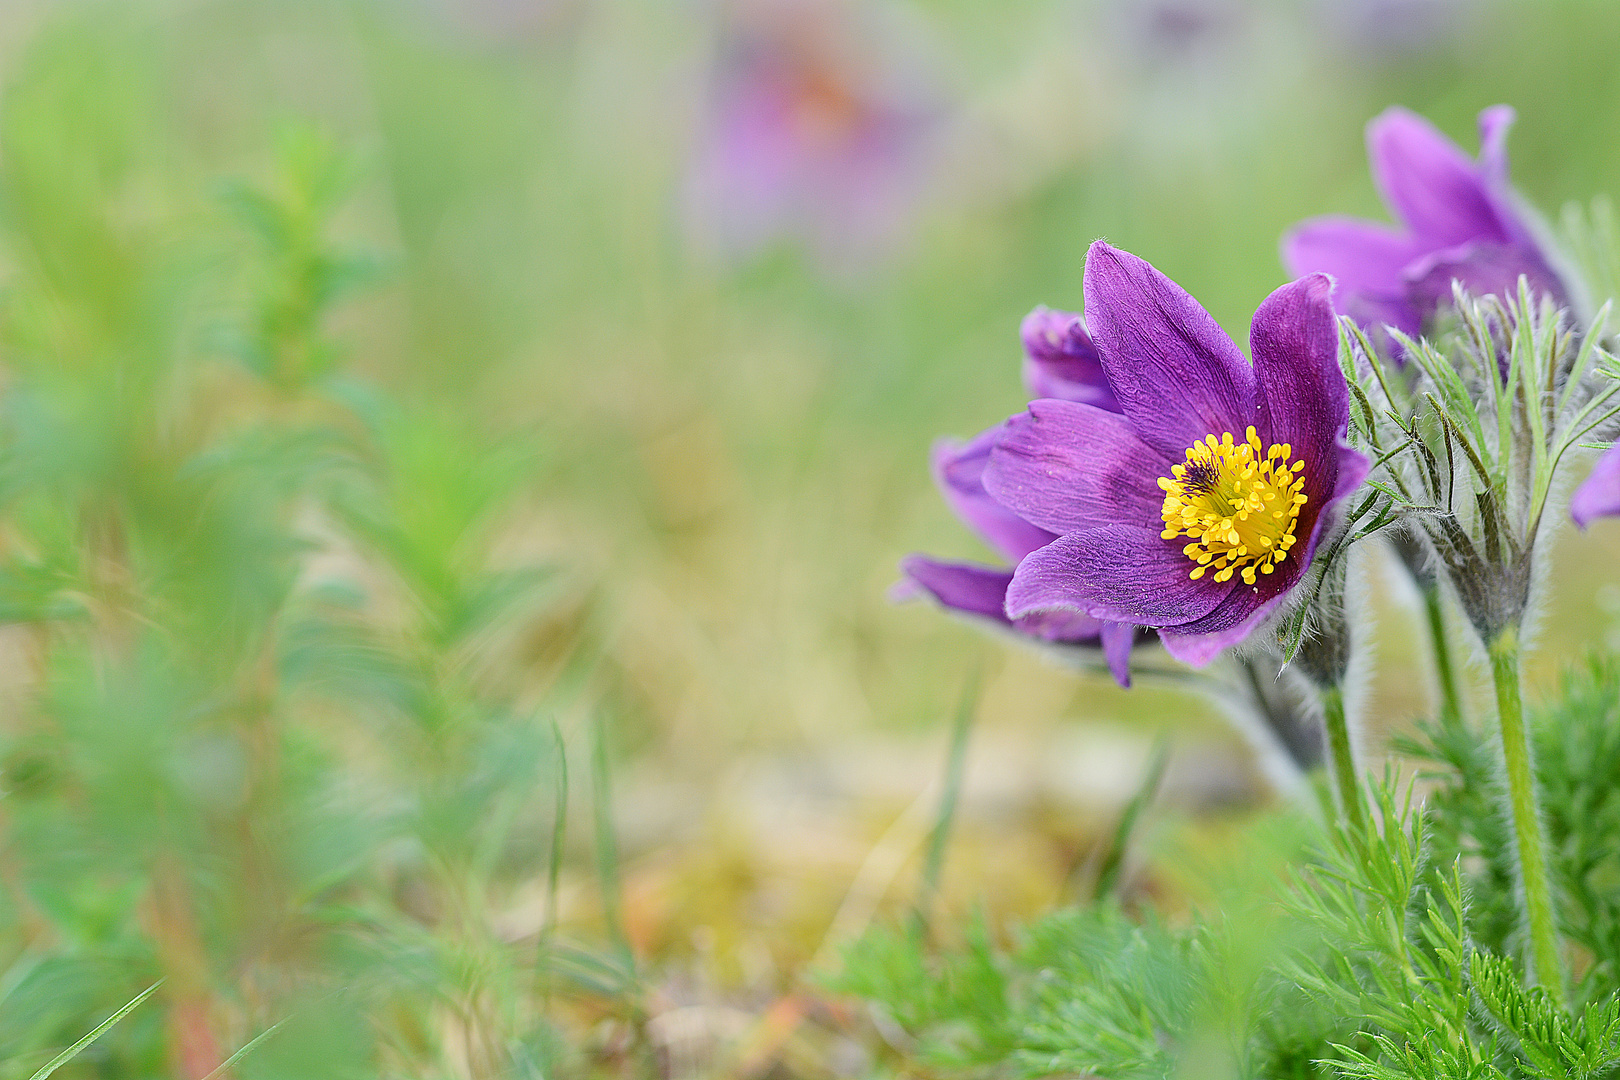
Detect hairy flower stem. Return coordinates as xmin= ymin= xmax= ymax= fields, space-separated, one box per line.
xmin=1423 ymin=584 xmax=1464 ymax=727
xmin=1488 ymin=627 xmax=1563 ymax=990
xmin=1320 ymin=685 xmax=1365 ymax=833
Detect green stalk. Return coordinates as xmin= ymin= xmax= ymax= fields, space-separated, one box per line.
xmin=1321 ymin=685 xmax=1366 ymax=833
xmin=1488 ymin=627 xmax=1563 ymax=990
xmin=1423 ymin=584 xmax=1464 ymax=727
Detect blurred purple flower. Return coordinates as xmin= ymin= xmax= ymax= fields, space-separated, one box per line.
xmin=685 ymin=0 xmax=941 ymax=269
xmin=985 ymin=242 xmax=1368 ymax=666
xmin=902 ymin=308 xmax=1138 ymax=686
xmin=1311 ymin=0 xmax=1477 ymax=60
xmin=1283 ymin=106 xmax=1567 ymax=343
xmin=1117 ymin=0 xmax=1246 ymax=64
xmin=1571 ymin=443 xmax=1620 ymax=529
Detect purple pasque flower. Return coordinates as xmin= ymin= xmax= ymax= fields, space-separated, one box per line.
xmin=1571 ymin=443 xmax=1620 ymax=529
xmin=902 ymin=308 xmax=1138 ymax=686
xmin=685 ymin=0 xmax=941 ymax=270
xmin=1283 ymin=105 xmax=1567 ymax=342
xmin=985 ymin=242 xmax=1370 ymax=666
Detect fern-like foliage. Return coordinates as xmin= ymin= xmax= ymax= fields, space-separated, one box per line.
xmin=830 ymin=914 xmax=1022 ymax=1070
xmin=836 ymin=661 xmax=1620 ymax=1080
xmin=1405 ymin=656 xmax=1620 ymax=1006
xmin=1015 ymin=908 xmax=1209 ymax=1079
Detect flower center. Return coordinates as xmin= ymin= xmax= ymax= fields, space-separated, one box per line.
xmin=1156 ymin=426 xmax=1308 ymax=586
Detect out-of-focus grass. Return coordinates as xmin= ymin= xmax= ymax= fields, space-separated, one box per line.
xmin=0 ymin=0 xmax=1619 ymax=1076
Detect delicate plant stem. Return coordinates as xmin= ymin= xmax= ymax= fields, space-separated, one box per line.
xmin=1423 ymin=584 xmax=1464 ymax=727
xmin=1089 ymin=735 xmax=1170 ymax=902
xmin=590 ymin=710 xmax=633 ymax=973
xmin=541 ymin=719 xmax=568 ymax=978
xmin=916 ymin=672 xmax=978 ymax=930
xmin=1488 ymin=627 xmax=1564 ymax=990
xmin=1321 ymin=685 xmax=1366 ymax=832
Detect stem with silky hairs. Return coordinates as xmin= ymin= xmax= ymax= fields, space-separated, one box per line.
xmin=1295 ymin=558 xmax=1365 ymax=831
xmin=1319 ymin=684 xmax=1365 ymax=833
xmin=1488 ymin=626 xmax=1563 ymax=990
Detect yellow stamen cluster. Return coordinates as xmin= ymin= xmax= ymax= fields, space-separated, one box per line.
xmin=1157 ymin=426 xmax=1308 ymax=586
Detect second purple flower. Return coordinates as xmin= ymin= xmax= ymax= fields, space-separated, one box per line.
xmin=1283 ymin=105 xmax=1567 ymax=343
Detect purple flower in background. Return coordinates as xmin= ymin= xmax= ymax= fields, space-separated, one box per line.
xmin=686 ymin=0 xmax=941 ymax=269
xmin=985 ymin=242 xmax=1369 ymax=666
xmin=1283 ymin=105 xmax=1567 ymax=343
xmin=1571 ymin=444 xmax=1620 ymax=529
xmin=901 ymin=308 xmax=1139 ymax=686
xmin=1311 ymin=0 xmax=1478 ymax=60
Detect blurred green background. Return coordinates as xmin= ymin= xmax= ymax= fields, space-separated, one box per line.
xmin=1 ymin=0 xmax=1619 ymax=1075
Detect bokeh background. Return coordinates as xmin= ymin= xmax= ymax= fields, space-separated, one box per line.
xmin=1 ymin=0 xmax=1619 ymax=1076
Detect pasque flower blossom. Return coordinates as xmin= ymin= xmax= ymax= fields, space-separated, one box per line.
xmin=902 ymin=307 xmax=1138 ymax=686
xmin=1283 ymin=105 xmax=1567 ymax=341
xmin=985 ymin=242 xmax=1369 ymax=666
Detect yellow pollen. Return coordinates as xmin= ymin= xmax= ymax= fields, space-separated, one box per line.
xmin=1156 ymin=426 xmax=1307 ymax=586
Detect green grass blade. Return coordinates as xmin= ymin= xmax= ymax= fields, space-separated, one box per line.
xmin=27 ymin=979 xmax=164 ymax=1080
xmin=199 ymin=1015 xmax=289 ymax=1080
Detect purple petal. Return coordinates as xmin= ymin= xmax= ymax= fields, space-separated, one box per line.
xmin=1158 ymin=598 xmax=1284 ymax=667
xmin=1252 ymin=273 xmax=1349 ymax=507
xmin=1281 ymin=216 xmax=1423 ymax=290
xmin=1572 ymin=444 xmax=1620 ymax=529
xmin=1020 ymin=306 xmax=1118 ymax=410
xmin=933 ymin=427 xmax=1056 ymax=563
xmin=1267 ymin=419 xmax=1369 ymax=619
xmin=1403 ymin=240 xmax=1567 ymax=313
xmin=1472 ymin=106 xmax=1556 ymax=262
xmin=901 ymin=555 xmax=1109 ymax=646
xmin=1013 ymin=607 xmax=1109 ymax=644
xmin=899 ymin=556 xmax=1017 ymax=625
xmin=1101 ymin=620 xmax=1136 ymax=687
xmin=1329 ymin=440 xmax=1373 ymax=509
xmin=1082 ymin=241 xmax=1255 ymax=458
xmin=1005 ymin=526 xmax=1235 ymax=627
xmin=1276 ymin=437 xmax=1367 ymax=608
xmin=984 ymin=400 xmax=1170 ymax=537
xmin=1280 ymin=215 xmax=1426 ymax=338
xmin=1367 ymin=106 xmax=1510 ymax=249
xmin=1476 ymin=105 xmax=1515 ymax=192
xmin=1146 ymin=535 xmax=1303 ymax=643
xmin=1154 ymin=567 xmax=1291 ymax=638
xmin=1289 ymin=438 xmax=1371 ymax=594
